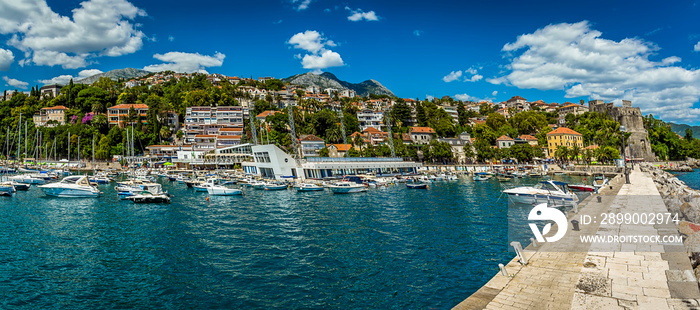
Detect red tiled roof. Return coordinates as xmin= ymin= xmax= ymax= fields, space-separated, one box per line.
xmin=507 ymin=96 xmax=527 ymax=102
xmin=409 ymin=127 xmax=436 ymax=134
xmin=110 ymin=103 xmax=148 ymax=110
xmin=300 ymin=134 xmax=324 ymax=142
xmin=256 ymin=110 xmax=280 ymax=118
xmin=216 ymin=135 xmax=241 ymax=140
xmin=195 ymin=135 xmax=217 ymax=138
xmin=517 ymin=135 xmax=537 ymax=141
xmin=327 ymin=143 xmax=352 ymax=152
xmin=497 ymin=135 xmax=514 ymax=141
xmin=41 ymin=105 xmax=68 ymax=110
xmin=584 ymin=145 xmax=599 ymax=150
xmin=362 ymin=127 xmax=383 ymax=133
xmin=219 ymin=127 xmax=243 ymax=132
xmin=547 ymin=127 xmax=582 ymax=136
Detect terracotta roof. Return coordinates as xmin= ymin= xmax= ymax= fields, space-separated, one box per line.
xmin=517 ymin=135 xmax=537 ymax=141
xmin=219 ymin=127 xmax=243 ymax=132
xmin=300 ymin=134 xmax=324 ymax=142
xmin=350 ymin=132 xmax=363 ymax=138
xmin=327 ymin=143 xmax=352 ymax=152
xmin=110 ymin=103 xmax=148 ymax=110
xmin=41 ymin=105 xmax=68 ymax=110
xmin=256 ymin=110 xmax=280 ymax=118
xmin=216 ymin=135 xmax=241 ymax=140
xmin=584 ymin=145 xmax=599 ymax=150
xmin=507 ymin=96 xmax=527 ymax=102
xmin=496 ymin=135 xmax=514 ymax=141
xmin=195 ymin=135 xmax=217 ymax=138
xmin=402 ymin=133 xmax=412 ymax=141
xmin=409 ymin=127 xmax=436 ymax=134
xmin=362 ymin=127 xmax=383 ymax=133
xmin=547 ymin=127 xmax=582 ymax=136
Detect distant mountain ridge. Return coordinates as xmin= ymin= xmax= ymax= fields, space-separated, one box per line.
xmin=282 ymin=72 xmax=395 ymax=97
xmin=670 ymin=123 xmax=700 ymax=139
xmin=76 ymin=68 xmax=149 ymax=84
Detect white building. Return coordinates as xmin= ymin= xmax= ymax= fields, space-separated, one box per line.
xmin=184 ymin=106 xmax=244 ymax=142
xmin=357 ymin=110 xmax=385 ymax=131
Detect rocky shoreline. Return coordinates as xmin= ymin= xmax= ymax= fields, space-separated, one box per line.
xmin=662 ymin=158 xmax=700 ymax=172
xmin=641 ymin=163 xmax=700 ymax=283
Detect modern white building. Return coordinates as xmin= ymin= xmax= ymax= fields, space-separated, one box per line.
xmin=357 ymin=110 xmax=385 ymax=131
xmin=242 ymin=144 xmax=421 ymax=180
xmin=184 ymin=106 xmax=244 ymax=142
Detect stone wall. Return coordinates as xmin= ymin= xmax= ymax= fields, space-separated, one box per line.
xmin=588 ymin=100 xmax=656 ymax=161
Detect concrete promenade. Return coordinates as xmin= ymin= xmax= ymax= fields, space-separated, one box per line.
xmin=454 ymin=166 xmax=700 ymax=309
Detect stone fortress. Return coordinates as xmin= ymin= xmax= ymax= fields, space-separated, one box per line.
xmin=588 ymin=99 xmax=656 ymax=161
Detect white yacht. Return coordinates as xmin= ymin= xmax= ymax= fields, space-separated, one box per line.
xmin=503 ymin=180 xmax=577 ymax=206
xmin=328 ymin=181 xmax=366 ymax=194
xmin=38 ymin=175 xmax=101 ymax=198
xmin=0 ymin=181 xmax=15 ymax=196
xmin=294 ymin=183 xmax=324 ymax=192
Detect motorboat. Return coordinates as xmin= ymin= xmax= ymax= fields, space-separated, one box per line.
xmin=294 ymin=183 xmax=324 ymax=192
xmin=10 ymin=181 xmax=30 ymax=191
xmin=248 ymin=180 xmax=266 ymax=189
xmin=503 ymin=180 xmax=578 ymax=206
xmin=568 ymin=182 xmax=596 ymax=192
xmin=528 ymin=170 xmax=546 ymax=177
xmin=89 ymin=173 xmax=112 ymax=184
xmin=11 ymin=174 xmax=47 ymax=185
xmin=406 ymin=183 xmax=428 ymax=189
xmin=207 ymin=184 xmax=242 ymax=196
xmin=125 ymin=191 xmax=171 ymax=203
xmin=264 ymin=182 xmax=288 ymax=191
xmin=328 ymin=181 xmax=366 ymax=194
xmin=116 ymin=181 xmax=166 ymax=200
xmin=0 ymin=181 xmax=15 ymax=196
xmin=38 ymin=175 xmax=101 ymax=198
xmin=592 ymin=174 xmax=609 ymax=190
xmin=473 ymin=172 xmax=491 ymax=181
xmin=496 ymin=174 xmax=514 ymax=182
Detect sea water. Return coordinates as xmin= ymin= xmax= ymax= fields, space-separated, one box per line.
xmin=0 ymin=174 xmax=586 ymax=309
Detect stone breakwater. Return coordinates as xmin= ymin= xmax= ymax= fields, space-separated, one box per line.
xmin=663 ymin=159 xmax=700 ymax=172
xmin=642 ymin=163 xmax=700 ymax=284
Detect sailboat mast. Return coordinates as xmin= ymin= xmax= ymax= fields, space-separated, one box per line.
xmin=67 ymin=132 xmax=70 ymax=161
xmin=17 ymin=113 xmax=21 ymax=165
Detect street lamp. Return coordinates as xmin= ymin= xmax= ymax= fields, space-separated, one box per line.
xmin=620 ymin=125 xmax=630 ymax=184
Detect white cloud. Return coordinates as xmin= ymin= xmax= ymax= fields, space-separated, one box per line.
xmin=413 ymin=30 xmax=423 ymax=37
xmin=492 ymin=91 xmax=498 ymax=96
xmin=287 ymin=31 xmax=345 ymax=72
xmin=143 ymin=52 xmax=225 ymax=74
xmin=443 ymin=70 xmax=462 ymax=82
xmin=39 ymin=68 xmax=103 ymax=84
xmin=0 ymin=48 xmax=13 ymax=70
xmin=426 ymin=95 xmax=434 ymax=101
xmin=168 ymin=35 xmax=174 ymax=42
xmin=291 ymin=0 xmax=311 ymax=11
xmin=3 ymin=76 xmax=28 ymax=88
xmin=287 ymin=30 xmax=335 ymax=54
xmin=301 ymin=50 xmax=344 ymax=72
xmin=495 ymin=21 xmax=700 ymax=123
xmin=695 ymin=41 xmax=700 ymax=52
xmin=0 ymin=0 xmax=146 ymax=69
xmin=345 ymin=7 xmax=379 ymax=22
xmin=443 ymin=68 xmax=482 ymax=82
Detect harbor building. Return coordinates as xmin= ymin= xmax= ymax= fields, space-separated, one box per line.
xmin=241 ymin=144 xmax=421 ymax=180
xmin=546 ymin=127 xmax=583 ymax=156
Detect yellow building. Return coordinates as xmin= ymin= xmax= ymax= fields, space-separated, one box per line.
xmin=546 ymin=127 xmax=583 ymax=157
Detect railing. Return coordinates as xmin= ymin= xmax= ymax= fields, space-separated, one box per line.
xmin=306 ymin=157 xmax=405 ymax=163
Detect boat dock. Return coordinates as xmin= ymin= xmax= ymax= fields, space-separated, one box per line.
xmin=454 ymin=166 xmax=700 ymax=309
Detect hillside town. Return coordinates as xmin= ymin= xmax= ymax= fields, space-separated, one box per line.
xmin=0 ymin=71 xmax=697 ymax=175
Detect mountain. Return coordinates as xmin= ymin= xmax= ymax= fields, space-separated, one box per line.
xmin=670 ymin=123 xmax=700 ymax=139
xmin=282 ymin=72 xmax=395 ymax=97
xmin=76 ymin=68 xmax=150 ymax=84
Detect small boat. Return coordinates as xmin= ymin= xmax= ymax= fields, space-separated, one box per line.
xmin=473 ymin=172 xmax=491 ymax=181
xmin=553 ymin=172 xmax=566 ymax=176
xmin=406 ymin=183 xmax=428 ymax=189
xmin=528 ymin=170 xmax=546 ymax=177
xmin=10 ymin=182 xmax=30 ymax=191
xmin=592 ymin=174 xmax=608 ymax=190
xmin=125 ymin=191 xmax=171 ymax=203
xmin=294 ymin=183 xmax=324 ymax=192
xmin=89 ymin=174 xmax=112 ymax=184
xmin=249 ymin=180 xmax=266 ymax=189
xmin=38 ymin=175 xmax=101 ymax=198
xmin=568 ymin=184 xmax=595 ymax=192
xmin=328 ymin=181 xmax=366 ymax=194
xmin=116 ymin=182 xmax=166 ymax=200
xmin=503 ymin=180 xmax=578 ymax=206
xmin=264 ymin=182 xmax=288 ymax=191
xmin=0 ymin=181 xmax=15 ymax=196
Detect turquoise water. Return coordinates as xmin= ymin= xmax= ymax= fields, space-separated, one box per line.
xmin=674 ymin=168 xmax=700 ymax=190
xmin=0 ymin=175 xmax=585 ymax=309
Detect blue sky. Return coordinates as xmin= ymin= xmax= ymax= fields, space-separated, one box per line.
xmin=1 ymin=0 xmax=700 ymax=124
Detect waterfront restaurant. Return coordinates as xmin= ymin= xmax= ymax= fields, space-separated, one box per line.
xmin=241 ymin=144 xmax=421 ymax=180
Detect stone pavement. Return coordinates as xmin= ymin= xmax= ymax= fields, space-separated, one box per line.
xmin=453 ymin=166 xmax=700 ymax=310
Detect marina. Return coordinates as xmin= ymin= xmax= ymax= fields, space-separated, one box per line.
xmin=0 ymin=167 xmax=591 ymax=309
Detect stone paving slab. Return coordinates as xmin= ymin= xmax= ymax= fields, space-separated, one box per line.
xmin=454 ymin=166 xmax=700 ymax=309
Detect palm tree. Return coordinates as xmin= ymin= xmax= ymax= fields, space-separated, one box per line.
xmin=353 ymin=135 xmax=365 ymax=155
xmin=570 ymin=144 xmax=581 ymax=163
xmin=555 ymin=146 xmax=569 ymax=163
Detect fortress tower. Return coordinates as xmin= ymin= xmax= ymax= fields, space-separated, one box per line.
xmin=588 ymin=100 xmax=655 ymax=161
